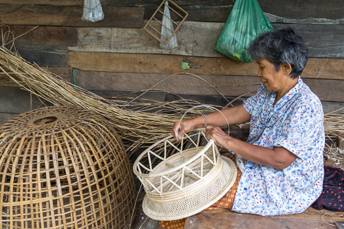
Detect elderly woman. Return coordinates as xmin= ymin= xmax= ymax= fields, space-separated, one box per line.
xmin=172 ymin=28 xmax=324 ymax=219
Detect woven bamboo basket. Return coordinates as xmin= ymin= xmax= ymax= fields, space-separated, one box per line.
xmin=133 ymin=130 xmax=237 ymax=220
xmin=0 ymin=106 xmax=135 ymax=229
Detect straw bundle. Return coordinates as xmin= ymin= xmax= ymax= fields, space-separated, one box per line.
xmin=0 ymin=106 xmax=135 ymax=229
xmin=0 ymin=47 xmax=176 ymax=152
xmin=324 ymin=109 xmax=344 ymax=136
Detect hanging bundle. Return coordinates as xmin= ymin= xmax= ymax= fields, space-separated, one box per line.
xmin=160 ymin=1 xmax=178 ymax=49
xmin=82 ymin=0 xmax=104 ymax=22
xmin=215 ymin=0 xmax=272 ymax=62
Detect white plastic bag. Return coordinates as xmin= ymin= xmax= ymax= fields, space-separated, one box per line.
xmin=82 ymin=0 xmax=104 ymax=22
xmin=160 ymin=1 xmax=178 ymax=49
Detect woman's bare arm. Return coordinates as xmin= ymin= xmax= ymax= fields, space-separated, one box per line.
xmin=186 ymin=105 xmax=250 ymax=129
xmin=206 ymin=127 xmax=297 ymax=170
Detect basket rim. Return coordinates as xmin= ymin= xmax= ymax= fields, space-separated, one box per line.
xmin=133 ymin=132 xmax=216 ymax=178
xmin=142 ymin=156 xmax=237 ymax=220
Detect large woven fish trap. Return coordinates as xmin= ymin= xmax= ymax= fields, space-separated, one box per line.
xmin=0 ymin=106 xmax=135 ymax=229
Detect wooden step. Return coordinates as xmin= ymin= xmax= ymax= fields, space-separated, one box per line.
xmin=185 ymin=208 xmax=344 ymax=229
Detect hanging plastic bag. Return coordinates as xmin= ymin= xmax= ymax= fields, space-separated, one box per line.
xmin=215 ymin=0 xmax=272 ymax=62
xmin=160 ymin=1 xmax=178 ymax=49
xmin=82 ymin=0 xmax=104 ymax=23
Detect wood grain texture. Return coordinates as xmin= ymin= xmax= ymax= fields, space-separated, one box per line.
xmin=0 ymin=0 xmax=83 ymax=5
xmin=68 ymin=52 xmax=344 ymax=80
xmin=145 ymin=0 xmax=344 ymax=21
xmin=18 ymin=45 xmax=68 ymax=66
xmin=0 ymin=86 xmax=44 ymax=113
xmin=0 ymin=67 xmax=70 ymax=87
xmin=73 ymin=71 xmax=344 ymax=102
xmin=2 ymin=0 xmax=342 ymax=22
xmin=12 ymin=26 xmax=78 ymax=48
xmin=259 ymin=0 xmax=344 ymax=20
xmin=0 ymin=5 xmax=144 ymax=27
xmin=12 ymin=26 xmax=78 ymax=67
xmin=185 ymin=209 xmax=340 ymax=229
xmin=75 ymin=22 xmax=344 ymax=59
xmin=274 ymin=24 xmax=344 ymax=58
xmin=144 ymin=5 xmax=231 ymax=22
xmin=74 ymin=72 xmax=259 ymax=97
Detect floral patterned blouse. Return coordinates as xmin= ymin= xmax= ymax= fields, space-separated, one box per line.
xmin=232 ymin=78 xmax=325 ymax=216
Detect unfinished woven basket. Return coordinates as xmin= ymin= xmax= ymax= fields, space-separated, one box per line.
xmin=133 ymin=130 xmax=237 ymax=220
xmin=0 ymin=106 xmax=135 ymax=229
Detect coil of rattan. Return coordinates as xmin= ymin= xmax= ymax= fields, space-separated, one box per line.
xmin=0 ymin=106 xmax=135 ymax=229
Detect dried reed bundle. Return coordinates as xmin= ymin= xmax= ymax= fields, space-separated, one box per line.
xmin=108 ymin=96 xmax=223 ymax=116
xmin=0 ymin=47 xmax=177 ymax=152
xmin=324 ymin=109 xmax=344 ymax=135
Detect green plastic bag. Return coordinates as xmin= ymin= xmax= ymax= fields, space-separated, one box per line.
xmin=215 ymin=0 xmax=273 ymax=62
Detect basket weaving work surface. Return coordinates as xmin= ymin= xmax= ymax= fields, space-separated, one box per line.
xmin=0 ymin=106 xmax=135 ymax=229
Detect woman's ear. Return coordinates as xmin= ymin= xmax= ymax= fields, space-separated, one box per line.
xmin=281 ymin=63 xmax=292 ymax=76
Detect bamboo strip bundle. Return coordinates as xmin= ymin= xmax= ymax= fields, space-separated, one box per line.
xmin=0 ymin=47 xmax=176 ymax=152
xmin=0 ymin=106 xmax=135 ymax=228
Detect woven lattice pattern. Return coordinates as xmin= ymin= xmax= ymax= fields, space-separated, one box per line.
xmin=0 ymin=106 xmax=135 ymax=229
xmin=134 ymin=131 xmax=237 ymax=220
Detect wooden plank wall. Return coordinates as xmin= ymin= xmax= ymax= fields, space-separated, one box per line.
xmin=0 ymin=0 xmax=145 ymax=120
xmin=66 ymin=0 xmax=344 ymax=103
xmin=0 ymin=0 xmax=343 ymax=121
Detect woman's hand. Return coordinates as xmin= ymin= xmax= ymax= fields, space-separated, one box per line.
xmin=205 ymin=127 xmax=232 ymax=150
xmin=172 ymin=120 xmax=195 ymax=141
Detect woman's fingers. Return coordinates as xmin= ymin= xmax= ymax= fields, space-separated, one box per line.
xmin=205 ymin=126 xmax=220 ymax=138
xmin=172 ymin=121 xmax=184 ymax=141
xmin=205 ymin=126 xmax=215 ymax=139
xmin=205 ymin=127 xmax=229 ymax=148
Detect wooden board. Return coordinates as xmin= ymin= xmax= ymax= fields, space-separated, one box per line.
xmin=303 ymin=79 xmax=344 ymax=102
xmin=2 ymin=0 xmax=342 ymax=22
xmin=74 ymin=22 xmax=344 ymax=59
xmin=145 ymin=0 xmax=344 ymax=21
xmin=143 ymin=0 xmax=232 ymax=5
xmin=75 ymin=22 xmax=223 ymax=58
xmin=68 ymin=52 xmax=344 ymax=81
xmin=12 ymin=26 xmax=78 ymax=48
xmin=0 ymin=113 xmax=17 ymax=123
xmin=144 ymin=5 xmax=231 ymax=22
xmin=0 ymin=67 xmax=70 ymax=87
xmin=11 ymin=26 xmax=78 ymax=67
xmin=74 ymin=72 xmax=259 ymax=97
xmin=0 ymin=87 xmax=45 ymax=114
xmin=0 ymin=5 xmax=144 ymax=27
xmin=18 ymin=45 xmax=68 ymax=67
xmin=0 ymin=0 xmax=83 ymax=5
xmin=259 ymin=0 xmax=344 ymax=20
xmin=73 ymin=71 xmax=344 ymax=102
xmin=0 ymin=0 xmax=144 ymax=6
xmin=274 ymin=24 xmax=344 ymax=58
xmin=185 ymin=208 xmax=343 ymax=229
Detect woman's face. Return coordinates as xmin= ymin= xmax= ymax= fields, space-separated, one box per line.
xmin=256 ymin=59 xmax=286 ymax=92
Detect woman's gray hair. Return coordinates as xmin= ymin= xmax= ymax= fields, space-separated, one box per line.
xmin=248 ymin=28 xmax=308 ymax=78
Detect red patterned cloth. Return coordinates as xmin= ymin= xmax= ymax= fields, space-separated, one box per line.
xmin=312 ymin=166 xmax=344 ymax=211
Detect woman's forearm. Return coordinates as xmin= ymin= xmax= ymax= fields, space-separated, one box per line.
xmin=225 ymin=137 xmax=296 ymax=170
xmin=188 ymin=105 xmax=250 ymax=129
